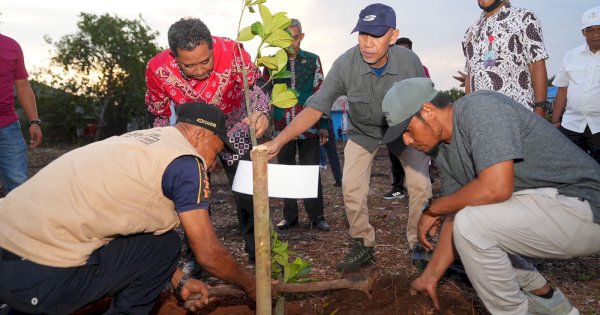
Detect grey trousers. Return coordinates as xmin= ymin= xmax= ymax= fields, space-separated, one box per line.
xmin=453 ymin=188 xmax=600 ymax=314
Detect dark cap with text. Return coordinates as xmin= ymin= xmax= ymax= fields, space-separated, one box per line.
xmin=382 ymin=78 xmax=438 ymax=156
xmin=351 ymin=3 xmax=396 ymax=37
xmin=176 ymin=102 xmax=236 ymax=153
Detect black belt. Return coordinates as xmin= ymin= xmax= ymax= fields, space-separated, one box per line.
xmin=0 ymin=248 xmax=22 ymax=261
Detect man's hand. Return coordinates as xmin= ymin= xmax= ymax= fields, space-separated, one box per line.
xmin=533 ymin=107 xmax=546 ymax=118
xmin=410 ymin=274 xmax=441 ymax=310
xmin=319 ymin=128 xmax=329 ymax=145
xmin=243 ymin=111 xmax=269 ymax=138
xmin=417 ymin=213 xmax=441 ymax=251
xmin=262 ymin=139 xmax=283 ymax=160
xmin=452 ymin=71 xmax=466 ymax=87
xmin=28 ymin=124 xmax=42 ymax=148
xmin=181 ymin=278 xmax=215 ymax=312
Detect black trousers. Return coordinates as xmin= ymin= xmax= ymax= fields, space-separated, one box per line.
xmin=322 ymin=119 xmax=343 ymax=183
xmin=277 ymin=138 xmax=324 ymax=222
xmin=0 ymin=232 xmax=180 ymax=314
xmin=220 ymin=152 xmax=257 ymax=259
xmin=388 ymin=149 xmax=406 ymax=190
xmin=559 ymin=125 xmax=600 ymax=164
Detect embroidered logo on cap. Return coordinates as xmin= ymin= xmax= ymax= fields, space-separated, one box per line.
xmin=363 ymin=15 xmax=376 ymax=21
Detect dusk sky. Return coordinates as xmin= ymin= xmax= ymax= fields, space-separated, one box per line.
xmin=1 ymin=0 xmax=596 ymax=91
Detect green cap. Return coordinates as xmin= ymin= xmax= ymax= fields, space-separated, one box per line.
xmin=382 ymin=78 xmax=438 ymax=155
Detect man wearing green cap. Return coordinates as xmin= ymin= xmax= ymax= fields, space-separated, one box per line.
xmin=0 ymin=102 xmax=256 ymax=313
xmin=264 ymin=3 xmax=432 ymax=272
xmin=382 ymin=77 xmax=600 ymax=314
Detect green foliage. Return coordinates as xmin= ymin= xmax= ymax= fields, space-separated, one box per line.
xmin=440 ymin=87 xmax=465 ymax=102
xmin=270 ymin=83 xmax=297 ymax=109
xmin=237 ymin=1 xmax=296 ymax=110
xmin=271 ymin=230 xmax=312 ymax=284
xmin=35 ymin=13 xmax=160 ymax=141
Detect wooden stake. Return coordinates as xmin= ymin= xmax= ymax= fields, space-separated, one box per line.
xmin=251 ymin=146 xmax=271 ymax=315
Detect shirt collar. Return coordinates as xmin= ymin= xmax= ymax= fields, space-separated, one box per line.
xmin=355 ymin=46 xmax=398 ymax=76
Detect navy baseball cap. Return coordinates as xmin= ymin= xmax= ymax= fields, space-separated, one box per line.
xmin=351 ymin=3 xmax=396 ymax=36
xmin=176 ymin=102 xmax=236 ymax=153
xmin=382 ymin=78 xmax=438 ymax=156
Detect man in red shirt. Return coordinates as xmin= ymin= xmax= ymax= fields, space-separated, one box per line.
xmin=0 ymin=34 xmax=42 ymax=194
xmin=145 ymin=18 xmax=270 ymax=261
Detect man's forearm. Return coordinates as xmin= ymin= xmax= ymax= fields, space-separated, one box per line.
xmin=529 ymin=60 xmax=549 ymax=118
xmin=429 ymin=161 xmax=514 ymax=216
xmin=15 ymin=79 xmax=38 ymax=120
xmin=273 ymin=107 xmax=323 ymax=145
xmin=197 ymin=243 xmax=254 ymax=292
xmin=552 ymin=87 xmax=567 ymax=125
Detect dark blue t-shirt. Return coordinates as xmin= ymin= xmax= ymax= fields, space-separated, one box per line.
xmin=162 ymin=155 xmax=210 ymax=213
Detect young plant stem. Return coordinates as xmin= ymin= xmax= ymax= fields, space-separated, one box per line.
xmin=236 ymin=0 xmax=257 ymax=147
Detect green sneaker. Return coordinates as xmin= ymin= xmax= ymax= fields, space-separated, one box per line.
xmin=524 ymin=288 xmax=580 ymax=315
xmin=336 ymin=239 xmax=375 ymax=272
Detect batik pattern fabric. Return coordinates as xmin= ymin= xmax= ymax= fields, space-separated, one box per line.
xmin=145 ymin=36 xmax=269 ymax=165
xmin=271 ymin=49 xmax=324 ymax=139
xmin=462 ymin=1 xmax=548 ymax=109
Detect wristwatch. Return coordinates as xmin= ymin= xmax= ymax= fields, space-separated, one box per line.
xmin=175 ymin=273 xmax=190 ymax=302
xmin=421 ymin=198 xmax=442 ymax=217
xmin=534 ymin=101 xmax=550 ymax=111
xmin=29 ymin=119 xmax=42 ymax=126
xmin=421 ymin=198 xmax=432 ymax=214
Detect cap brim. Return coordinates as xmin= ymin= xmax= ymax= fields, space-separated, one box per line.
xmin=382 ymin=116 xmax=412 ymax=156
xmin=217 ymin=134 xmax=237 ymax=153
xmin=351 ymin=25 xmax=390 ymax=37
xmin=582 ymin=22 xmax=600 ymax=30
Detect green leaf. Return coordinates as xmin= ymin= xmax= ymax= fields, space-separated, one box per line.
xmin=257 ymin=55 xmax=278 ymax=69
xmin=271 ymin=13 xmax=291 ymax=32
xmin=283 ymin=264 xmax=291 ymax=283
xmin=251 ymin=21 xmax=264 ymax=37
xmin=271 ymin=85 xmax=298 ymax=109
xmin=274 ymin=48 xmax=288 ymax=71
xmin=238 ymin=26 xmax=255 ymax=42
xmin=272 ymin=83 xmax=287 ymax=96
xmin=259 ymin=4 xmax=273 ymax=34
xmin=272 ymin=69 xmax=292 ymax=80
xmin=248 ymin=6 xmax=255 ymax=13
xmin=265 ymin=29 xmax=293 ymax=48
xmin=273 ymin=255 xmax=288 ymax=266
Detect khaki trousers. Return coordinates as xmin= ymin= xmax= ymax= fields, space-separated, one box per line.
xmin=342 ymin=140 xmax=431 ymax=247
xmin=454 ymin=188 xmax=600 ymax=314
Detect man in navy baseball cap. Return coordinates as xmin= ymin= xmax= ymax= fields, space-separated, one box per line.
xmin=352 ymin=3 xmax=396 ymax=36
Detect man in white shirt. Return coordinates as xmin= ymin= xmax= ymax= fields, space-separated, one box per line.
xmin=552 ymin=6 xmax=600 ymax=164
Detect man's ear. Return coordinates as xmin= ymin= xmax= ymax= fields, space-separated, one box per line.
xmin=422 ymin=103 xmax=437 ymax=118
xmin=389 ymin=28 xmax=400 ymax=45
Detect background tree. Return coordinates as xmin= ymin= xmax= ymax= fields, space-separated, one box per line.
xmin=37 ymin=13 xmax=160 ymax=141
xmin=440 ymin=87 xmax=465 ymax=102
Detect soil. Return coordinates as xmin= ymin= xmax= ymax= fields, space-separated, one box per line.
xmin=14 ymin=144 xmax=600 ymax=314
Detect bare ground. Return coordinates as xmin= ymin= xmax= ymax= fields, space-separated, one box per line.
xmin=20 ymin=144 xmax=600 ymax=314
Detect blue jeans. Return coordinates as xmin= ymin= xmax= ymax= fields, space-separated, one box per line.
xmin=0 ymin=121 xmax=28 ymax=193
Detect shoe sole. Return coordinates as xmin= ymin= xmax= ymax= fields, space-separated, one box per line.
xmin=382 ymin=195 xmax=405 ymax=200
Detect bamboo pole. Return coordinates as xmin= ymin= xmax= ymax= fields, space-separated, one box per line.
xmin=251 ymin=145 xmax=271 ymax=315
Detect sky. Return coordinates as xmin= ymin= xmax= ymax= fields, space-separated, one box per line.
xmin=0 ymin=0 xmax=597 ymax=91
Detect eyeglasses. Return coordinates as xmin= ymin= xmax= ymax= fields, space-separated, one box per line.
xmin=584 ymin=26 xmax=600 ymax=35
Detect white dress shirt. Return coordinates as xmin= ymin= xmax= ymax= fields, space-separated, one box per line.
xmin=553 ymin=44 xmax=600 ymax=134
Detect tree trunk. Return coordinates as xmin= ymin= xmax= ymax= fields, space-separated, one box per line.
xmin=251 ymin=146 xmax=271 ymax=315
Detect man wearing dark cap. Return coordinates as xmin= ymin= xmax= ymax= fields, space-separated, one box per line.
xmin=0 ymin=102 xmax=256 ymax=313
xmin=264 ymin=3 xmax=431 ymax=272
xmin=382 ymin=77 xmax=600 ymax=314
